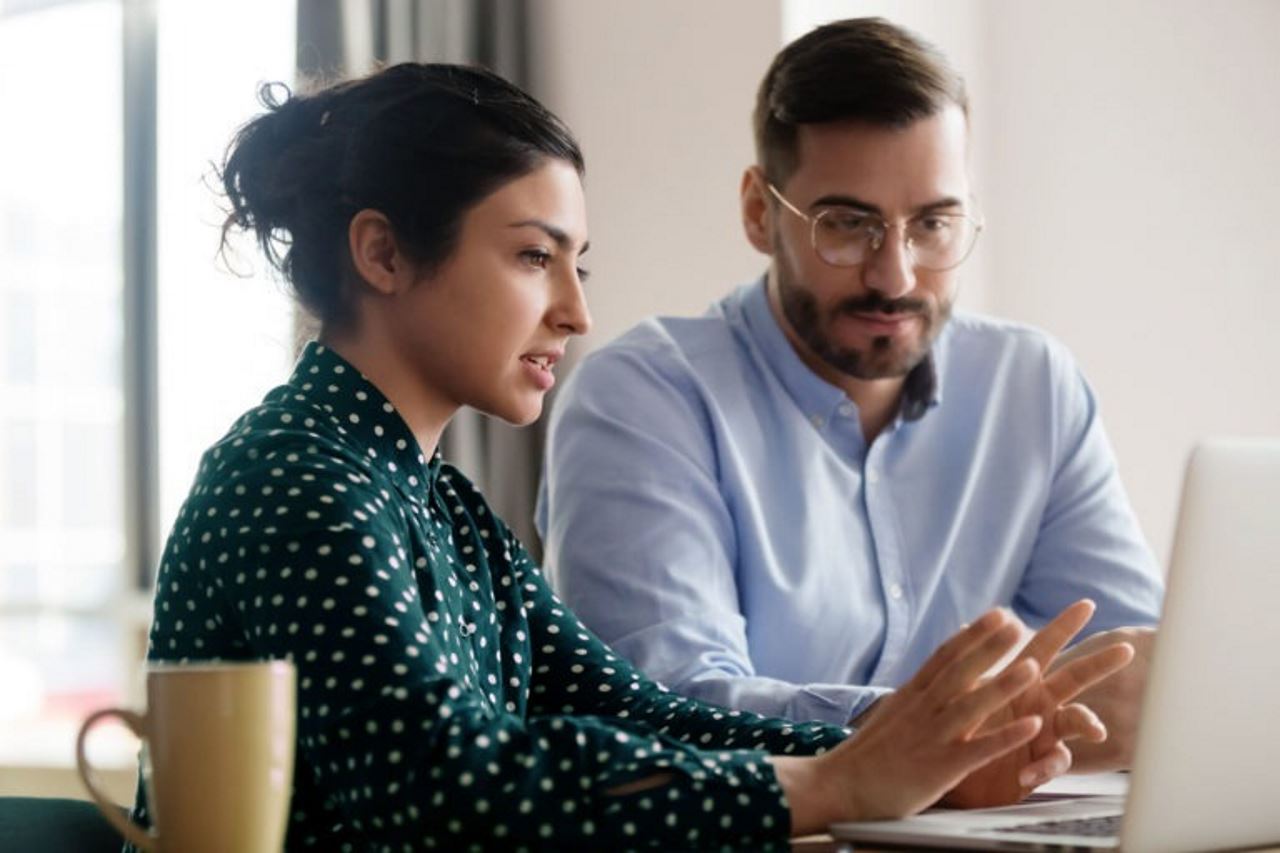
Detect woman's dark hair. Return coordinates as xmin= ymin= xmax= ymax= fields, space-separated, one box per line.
xmin=220 ymin=63 xmax=584 ymax=328
xmin=754 ymin=17 xmax=967 ymax=185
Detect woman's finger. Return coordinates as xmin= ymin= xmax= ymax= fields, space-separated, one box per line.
xmin=1016 ymin=741 xmax=1073 ymax=789
xmin=938 ymin=657 xmax=1039 ymax=741
xmin=1016 ymin=599 xmax=1095 ymax=672
xmin=906 ymin=609 xmax=1009 ymax=693
xmin=952 ymin=714 xmax=1043 ymax=773
xmin=1053 ymin=703 xmax=1107 ymax=743
xmin=1042 ymin=642 xmax=1135 ymax=705
xmin=926 ymin=620 xmax=1025 ymax=703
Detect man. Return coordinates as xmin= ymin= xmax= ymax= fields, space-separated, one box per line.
xmin=536 ymin=18 xmax=1161 ymax=770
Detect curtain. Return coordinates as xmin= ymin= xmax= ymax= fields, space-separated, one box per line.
xmin=294 ymin=0 xmax=551 ymax=557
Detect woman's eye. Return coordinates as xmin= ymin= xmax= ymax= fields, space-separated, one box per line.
xmin=576 ymin=267 xmax=591 ymax=283
xmin=521 ymin=249 xmax=552 ymax=269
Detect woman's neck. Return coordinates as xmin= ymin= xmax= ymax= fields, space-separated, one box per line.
xmin=317 ymin=325 xmax=458 ymax=457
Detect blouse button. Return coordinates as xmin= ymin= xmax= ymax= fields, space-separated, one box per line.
xmin=459 ymin=622 xmax=475 ymax=637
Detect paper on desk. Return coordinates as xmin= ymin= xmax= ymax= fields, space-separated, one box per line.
xmin=1034 ymin=772 xmax=1129 ymax=799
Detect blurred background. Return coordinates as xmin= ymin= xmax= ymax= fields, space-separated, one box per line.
xmin=1 ymin=0 xmax=1277 ymax=798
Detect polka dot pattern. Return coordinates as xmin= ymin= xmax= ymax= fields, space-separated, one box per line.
xmin=127 ymin=343 xmax=846 ymax=850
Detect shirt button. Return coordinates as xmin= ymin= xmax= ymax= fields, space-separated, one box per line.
xmin=459 ymin=622 xmax=474 ymax=636
xmin=866 ymin=468 xmax=880 ymax=485
xmin=838 ymin=402 xmax=855 ymax=417
xmin=888 ymin=583 xmax=904 ymax=600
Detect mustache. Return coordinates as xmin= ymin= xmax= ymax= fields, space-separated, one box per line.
xmin=832 ymin=293 xmax=929 ymax=317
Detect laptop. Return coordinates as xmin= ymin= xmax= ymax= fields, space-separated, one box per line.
xmin=831 ymin=437 xmax=1280 ymax=851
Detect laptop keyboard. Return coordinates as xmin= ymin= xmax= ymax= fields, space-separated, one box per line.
xmin=994 ymin=814 xmax=1122 ymax=838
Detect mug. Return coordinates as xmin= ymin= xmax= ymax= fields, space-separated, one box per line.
xmin=76 ymin=660 xmax=296 ymax=853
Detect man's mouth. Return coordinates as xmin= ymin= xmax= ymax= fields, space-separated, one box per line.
xmin=844 ymin=311 xmax=921 ymax=335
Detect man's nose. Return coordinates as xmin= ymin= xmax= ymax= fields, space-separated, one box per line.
xmin=861 ymin=226 xmax=915 ymax=300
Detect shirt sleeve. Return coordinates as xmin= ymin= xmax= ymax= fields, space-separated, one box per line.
xmin=1013 ymin=346 xmax=1165 ymax=632
xmin=537 ymin=344 xmax=886 ymax=725
xmin=174 ymin=448 xmax=825 ymax=850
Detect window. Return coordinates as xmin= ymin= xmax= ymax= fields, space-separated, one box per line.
xmin=0 ymin=0 xmax=295 ymax=771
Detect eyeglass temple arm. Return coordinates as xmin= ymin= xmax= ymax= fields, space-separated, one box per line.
xmin=764 ymin=181 xmax=812 ymax=223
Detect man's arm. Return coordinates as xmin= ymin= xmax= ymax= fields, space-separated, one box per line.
xmin=538 ymin=342 xmax=884 ymax=725
xmin=1014 ymin=346 xmax=1164 ymax=770
xmin=1014 ymin=358 xmax=1163 ymax=630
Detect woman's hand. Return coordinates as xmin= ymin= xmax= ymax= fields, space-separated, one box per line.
xmin=771 ymin=608 xmax=1047 ymax=833
xmin=1045 ymin=625 xmax=1154 ymax=773
xmin=771 ymin=602 xmax=1136 ymax=834
xmin=941 ymin=600 xmax=1135 ymax=808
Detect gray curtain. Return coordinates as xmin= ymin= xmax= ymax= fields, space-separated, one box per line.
xmin=295 ymin=0 xmax=549 ymax=558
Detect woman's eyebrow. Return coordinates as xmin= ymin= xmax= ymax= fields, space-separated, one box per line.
xmin=508 ymin=219 xmax=589 ymax=253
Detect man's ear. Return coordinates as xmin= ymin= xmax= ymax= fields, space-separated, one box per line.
xmin=348 ymin=209 xmax=410 ymax=296
xmin=740 ymin=166 xmax=775 ymax=256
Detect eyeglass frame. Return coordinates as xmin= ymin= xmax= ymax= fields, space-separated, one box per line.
xmin=765 ymin=181 xmax=984 ymax=272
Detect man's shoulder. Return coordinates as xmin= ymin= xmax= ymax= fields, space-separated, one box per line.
xmin=600 ymin=304 xmax=740 ymax=358
xmin=943 ymin=310 xmax=1079 ymax=369
xmin=572 ymin=303 xmax=745 ymax=389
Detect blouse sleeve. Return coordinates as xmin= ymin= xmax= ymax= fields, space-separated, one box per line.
xmin=516 ymin=530 xmax=850 ymax=757
xmin=167 ymin=448 xmax=829 ymax=850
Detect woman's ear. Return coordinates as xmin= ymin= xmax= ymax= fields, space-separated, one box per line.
xmin=348 ymin=209 xmax=411 ymax=296
xmin=740 ymin=166 xmax=775 ymax=256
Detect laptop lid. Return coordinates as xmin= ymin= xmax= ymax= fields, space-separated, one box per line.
xmin=831 ymin=438 xmax=1280 ymax=852
xmin=1120 ymin=438 xmax=1280 ymax=852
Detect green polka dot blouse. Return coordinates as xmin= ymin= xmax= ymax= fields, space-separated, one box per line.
xmin=129 ymin=342 xmax=847 ymax=851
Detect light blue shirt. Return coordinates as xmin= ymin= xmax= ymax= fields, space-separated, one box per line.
xmin=536 ymin=278 xmax=1164 ymax=725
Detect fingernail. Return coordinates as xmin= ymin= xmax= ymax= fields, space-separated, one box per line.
xmin=1019 ymin=768 xmax=1041 ymax=787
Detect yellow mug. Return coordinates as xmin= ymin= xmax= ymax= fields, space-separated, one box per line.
xmin=76 ymin=660 xmax=296 ymax=853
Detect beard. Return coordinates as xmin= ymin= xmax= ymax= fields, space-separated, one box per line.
xmin=775 ymin=255 xmax=952 ymax=381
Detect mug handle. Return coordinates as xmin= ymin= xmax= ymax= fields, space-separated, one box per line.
xmin=75 ymin=707 xmax=156 ymax=851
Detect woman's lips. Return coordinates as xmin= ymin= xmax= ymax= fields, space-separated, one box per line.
xmin=520 ymin=354 xmax=556 ymax=391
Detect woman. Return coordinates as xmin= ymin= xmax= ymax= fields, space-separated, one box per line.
xmin=135 ymin=63 xmax=1131 ymax=849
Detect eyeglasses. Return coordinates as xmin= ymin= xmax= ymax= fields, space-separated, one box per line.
xmin=766 ymin=182 xmax=983 ymax=272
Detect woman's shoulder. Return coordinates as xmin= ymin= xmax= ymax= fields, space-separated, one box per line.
xmin=181 ymin=391 xmax=393 ymax=515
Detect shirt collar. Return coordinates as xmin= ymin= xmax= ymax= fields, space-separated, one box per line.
xmin=737 ymin=277 xmax=942 ymax=425
xmin=285 ymin=341 xmax=441 ymax=498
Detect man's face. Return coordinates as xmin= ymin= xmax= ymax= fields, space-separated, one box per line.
xmin=764 ymin=106 xmax=971 ymax=381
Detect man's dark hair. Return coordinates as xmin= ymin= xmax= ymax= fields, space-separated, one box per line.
xmin=753 ymin=17 xmax=968 ymax=185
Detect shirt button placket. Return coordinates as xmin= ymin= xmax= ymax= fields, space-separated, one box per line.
xmin=865 ymin=450 xmax=909 ymax=676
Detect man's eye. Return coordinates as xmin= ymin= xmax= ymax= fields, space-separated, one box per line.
xmin=576 ymin=267 xmax=591 ymax=283
xmin=820 ymin=211 xmax=876 ymax=235
xmin=521 ymin=249 xmax=552 ymax=268
xmin=917 ymin=216 xmax=953 ymax=233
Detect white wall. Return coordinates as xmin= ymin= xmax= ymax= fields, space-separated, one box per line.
xmin=978 ymin=0 xmax=1280 ymax=564
xmin=530 ymin=0 xmax=783 ymax=347
xmin=538 ymin=1 xmax=1280 ymax=568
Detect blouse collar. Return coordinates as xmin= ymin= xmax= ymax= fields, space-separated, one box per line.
xmin=285 ymin=341 xmax=442 ymax=499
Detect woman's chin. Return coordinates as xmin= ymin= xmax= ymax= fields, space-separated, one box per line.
xmin=479 ymin=396 xmax=544 ymax=428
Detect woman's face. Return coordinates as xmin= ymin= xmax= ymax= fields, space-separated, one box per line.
xmin=389 ymin=159 xmax=592 ymax=426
